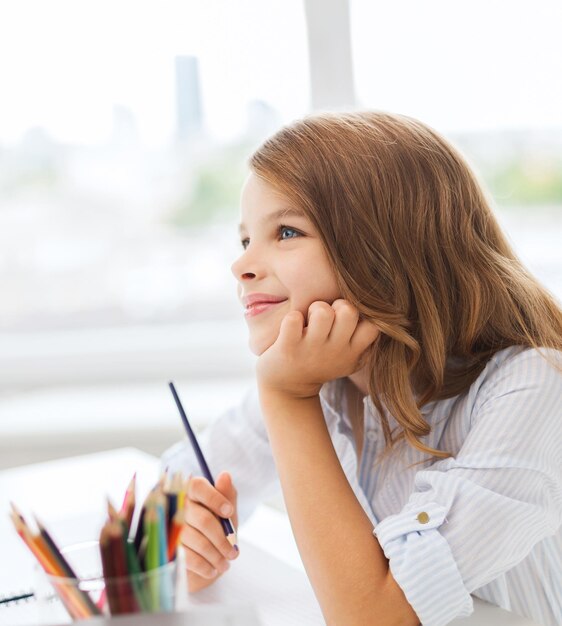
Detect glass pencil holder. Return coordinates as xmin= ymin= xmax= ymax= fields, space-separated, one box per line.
xmin=34 ymin=540 xmax=178 ymax=622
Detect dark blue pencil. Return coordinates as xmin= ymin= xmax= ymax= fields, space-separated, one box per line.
xmin=168 ymin=382 xmax=237 ymax=548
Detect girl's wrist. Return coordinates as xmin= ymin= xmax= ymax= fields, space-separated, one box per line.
xmin=258 ymin=380 xmax=320 ymax=401
xmin=256 ymin=377 xmax=322 ymax=402
xmin=258 ymin=385 xmax=322 ymax=422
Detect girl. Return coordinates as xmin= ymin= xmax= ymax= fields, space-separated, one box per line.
xmin=163 ymin=112 xmax=562 ymax=626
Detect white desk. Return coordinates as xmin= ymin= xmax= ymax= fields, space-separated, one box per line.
xmin=0 ymin=448 xmax=539 ymax=626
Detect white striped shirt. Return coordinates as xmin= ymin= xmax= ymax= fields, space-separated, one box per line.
xmin=162 ymin=345 xmax=562 ymax=625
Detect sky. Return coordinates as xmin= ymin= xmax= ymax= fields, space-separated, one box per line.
xmin=0 ymin=0 xmax=561 ymax=147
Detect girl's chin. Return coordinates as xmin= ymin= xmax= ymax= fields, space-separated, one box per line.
xmin=248 ymin=333 xmax=278 ymax=356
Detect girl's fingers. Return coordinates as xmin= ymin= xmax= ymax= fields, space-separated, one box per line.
xmin=185 ymin=500 xmax=239 ymax=560
xmin=184 ymin=546 xmax=228 ymax=579
xmin=329 ymin=299 xmax=360 ymax=344
xmin=304 ymin=301 xmax=336 ymax=343
xmin=277 ymin=310 xmax=305 ymax=345
xmin=182 ymin=526 xmax=229 ymax=573
xmin=350 ymin=318 xmax=380 ymax=354
xmin=188 ymin=476 xmax=235 ymax=519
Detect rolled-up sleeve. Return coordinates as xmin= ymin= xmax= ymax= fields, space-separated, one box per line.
xmin=374 ymin=348 xmax=562 ymax=626
xmin=375 ymin=501 xmax=473 ymax=625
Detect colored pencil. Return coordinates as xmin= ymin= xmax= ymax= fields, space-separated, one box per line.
xmin=168 ymin=381 xmax=237 ymax=548
xmin=35 ymin=516 xmax=101 ymax=616
xmin=144 ymin=507 xmax=160 ymax=611
xmin=11 ymin=507 xmax=97 ymax=618
xmin=133 ymin=505 xmax=146 ymax=556
xmin=154 ymin=492 xmax=173 ymax=611
xmin=99 ymin=523 xmax=121 ymax=615
xmin=124 ymin=539 xmax=149 ymax=612
xmin=34 ymin=517 xmax=78 ymax=578
xmin=107 ymin=499 xmax=119 ymax=522
xmin=165 ymin=472 xmax=182 ymax=530
xmin=120 ymin=473 xmax=136 ymax=532
xmin=177 ymin=477 xmax=190 ymax=516
xmin=11 ymin=512 xmax=90 ymax=619
xmin=167 ymin=508 xmax=184 ymax=562
xmin=152 ymin=491 xmax=167 ymax=568
xmin=165 ymin=492 xmax=178 ymax=531
xmin=107 ymin=521 xmax=138 ymax=614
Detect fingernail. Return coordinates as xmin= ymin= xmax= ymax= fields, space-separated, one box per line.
xmin=210 ymin=568 xmax=218 ymax=577
xmin=219 ymin=561 xmax=230 ymax=573
xmin=221 ymin=504 xmax=233 ymax=516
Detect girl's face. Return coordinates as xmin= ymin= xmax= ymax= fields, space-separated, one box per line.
xmin=232 ymin=173 xmax=341 ymax=356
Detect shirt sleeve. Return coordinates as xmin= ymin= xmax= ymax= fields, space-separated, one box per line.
xmin=374 ymin=348 xmax=562 ymax=626
xmin=161 ymin=385 xmax=280 ymax=523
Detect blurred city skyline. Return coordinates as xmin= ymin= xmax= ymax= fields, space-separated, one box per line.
xmin=0 ymin=1 xmax=309 ymax=146
xmin=0 ymin=0 xmax=561 ymax=334
xmin=1 ymin=0 xmax=562 ymax=148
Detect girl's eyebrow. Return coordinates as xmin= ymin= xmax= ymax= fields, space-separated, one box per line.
xmin=238 ymin=207 xmax=307 ymax=233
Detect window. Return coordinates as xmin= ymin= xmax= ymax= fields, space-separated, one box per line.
xmin=1 ymin=0 xmax=561 ymax=467
xmin=0 ymin=0 xmax=309 ymax=333
xmin=350 ymin=0 xmax=562 ymax=299
xmin=0 ymin=1 xmax=309 ymax=466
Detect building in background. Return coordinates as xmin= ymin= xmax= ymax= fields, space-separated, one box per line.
xmin=175 ymin=55 xmax=203 ymax=145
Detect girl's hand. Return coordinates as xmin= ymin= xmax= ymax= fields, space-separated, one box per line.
xmin=181 ymin=472 xmax=239 ymax=593
xmin=257 ymin=299 xmax=380 ymax=399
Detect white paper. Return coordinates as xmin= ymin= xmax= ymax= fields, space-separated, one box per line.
xmin=181 ymin=541 xmax=325 ymax=626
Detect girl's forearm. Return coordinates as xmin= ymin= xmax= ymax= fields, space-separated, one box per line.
xmin=259 ymin=390 xmax=418 ymax=626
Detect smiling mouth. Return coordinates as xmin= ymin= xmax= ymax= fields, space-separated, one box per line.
xmin=244 ymin=299 xmax=287 ymax=318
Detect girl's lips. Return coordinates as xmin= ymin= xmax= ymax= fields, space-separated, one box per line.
xmin=244 ymin=299 xmax=287 ymax=318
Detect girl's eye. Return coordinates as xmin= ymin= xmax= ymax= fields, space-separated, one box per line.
xmin=278 ymin=225 xmax=301 ymax=241
xmin=241 ymin=226 xmax=301 ymax=249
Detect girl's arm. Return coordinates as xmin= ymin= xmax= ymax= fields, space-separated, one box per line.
xmin=261 ymin=391 xmax=419 ymax=626
xmin=257 ymin=300 xmax=419 ymax=626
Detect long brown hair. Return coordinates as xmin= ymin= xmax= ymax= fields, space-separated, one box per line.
xmin=249 ymin=111 xmax=562 ymax=459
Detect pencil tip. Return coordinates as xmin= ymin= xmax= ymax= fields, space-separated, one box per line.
xmin=9 ymin=503 xmax=27 ymax=525
xmin=106 ymin=497 xmax=118 ymax=520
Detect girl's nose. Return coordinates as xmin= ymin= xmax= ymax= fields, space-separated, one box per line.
xmin=231 ymin=252 xmax=258 ymax=281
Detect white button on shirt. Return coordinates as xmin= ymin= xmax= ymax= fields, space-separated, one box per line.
xmin=162 ymin=345 xmax=562 ymax=626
